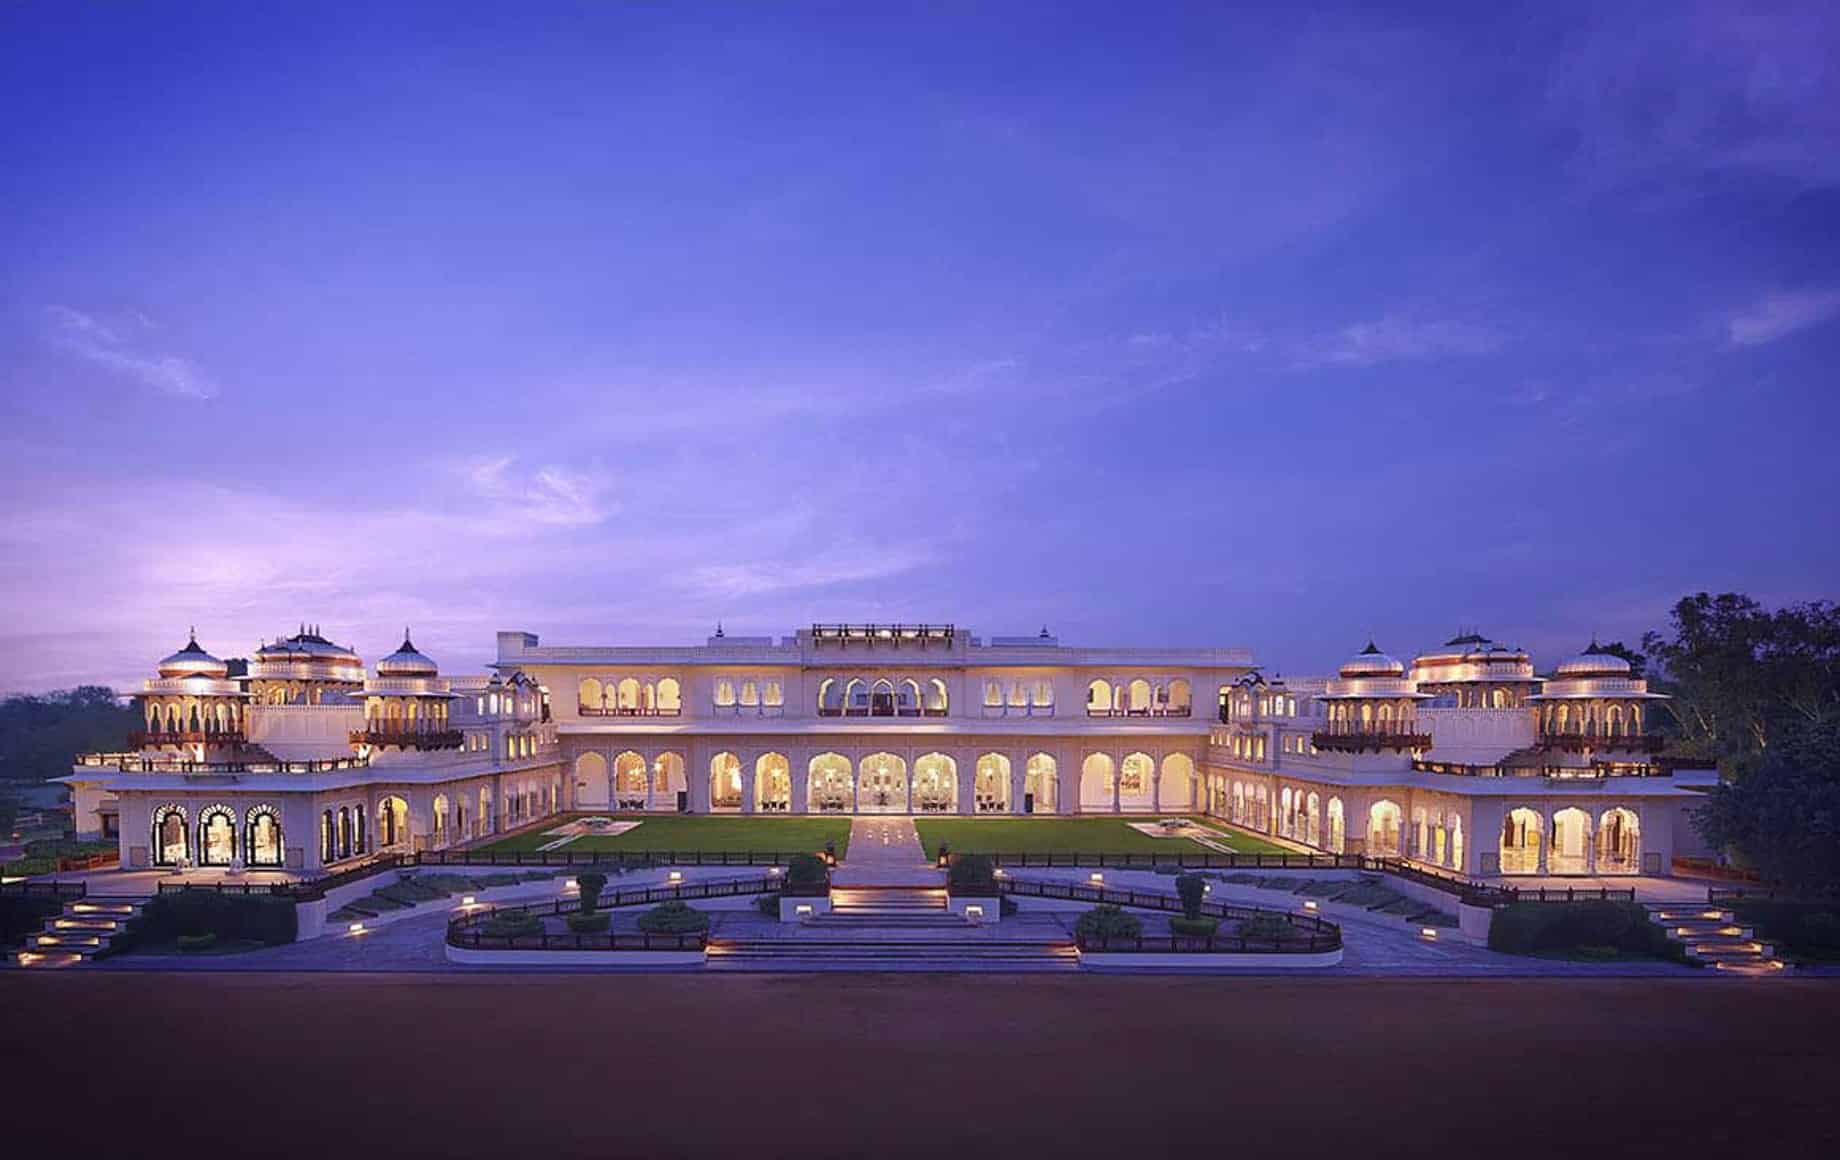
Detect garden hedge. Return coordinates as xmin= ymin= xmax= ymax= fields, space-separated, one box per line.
xmin=139 ymin=890 xmax=298 ymax=947
xmin=1487 ymin=901 xmax=1688 ymax=961
xmin=946 ymin=853 xmax=997 ymax=895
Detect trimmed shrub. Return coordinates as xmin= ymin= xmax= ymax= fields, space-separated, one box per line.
xmin=1237 ymin=912 xmax=1294 ymax=941
xmin=636 ymin=900 xmax=710 ymax=935
xmin=480 ymin=910 xmax=543 ymax=939
xmin=0 ymin=893 xmax=64 ymax=945
xmin=177 ymin=932 xmax=217 ymax=952
xmin=565 ymin=912 xmax=611 ymax=934
xmin=1487 ymin=901 xmax=1687 ymax=961
xmin=1175 ymin=872 xmax=1207 ymax=920
xmin=754 ymin=893 xmax=782 ymax=918
xmin=1731 ymin=902 xmax=1840 ymax=962
xmin=946 ymin=853 xmax=997 ymax=896
xmin=786 ymin=853 xmax=828 ymax=892
xmin=999 ymin=894 xmax=1019 ymax=918
xmin=577 ymin=871 xmax=608 ymax=913
xmin=1171 ymin=916 xmax=1220 ymax=938
xmin=1074 ymin=905 xmax=1143 ymax=940
xmin=139 ymin=890 xmax=297 ymax=947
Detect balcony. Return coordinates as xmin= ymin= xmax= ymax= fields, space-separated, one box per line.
xmin=1310 ymin=729 xmax=1431 ymax=754
xmin=350 ymin=728 xmax=464 ymax=750
xmin=816 ymin=706 xmax=949 ymax=718
xmin=1537 ymin=731 xmax=1666 ymax=754
xmin=577 ymin=707 xmax=682 ymax=718
xmin=130 ymin=729 xmax=246 ymax=747
xmin=1087 ymin=707 xmax=1193 ymax=719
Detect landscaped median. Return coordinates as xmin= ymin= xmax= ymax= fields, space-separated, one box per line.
xmin=445 ymin=872 xmax=782 ymax=965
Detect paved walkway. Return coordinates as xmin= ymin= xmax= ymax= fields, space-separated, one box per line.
xmin=832 ymin=816 xmax=944 ymax=886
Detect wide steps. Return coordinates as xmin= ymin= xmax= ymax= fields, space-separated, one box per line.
xmin=1644 ymin=902 xmax=1784 ymax=975
xmin=706 ymin=938 xmax=1079 ymax=972
xmin=12 ymin=950 xmax=86 ymax=969
xmin=9 ymin=896 xmax=145 ymax=968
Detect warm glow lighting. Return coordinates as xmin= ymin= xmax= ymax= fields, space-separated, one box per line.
xmin=349 ymin=922 xmax=365 ymax=934
xmin=1420 ymin=927 xmax=1438 ymax=940
xmin=965 ymin=905 xmax=984 ymax=922
xmin=1302 ymin=900 xmax=1319 ymax=911
xmin=768 ymin=866 xmax=782 ymax=876
xmin=1089 ymin=872 xmax=1104 ymax=884
xmin=563 ymin=878 xmax=578 ymax=891
xmin=795 ymin=904 xmax=813 ymax=918
xmin=461 ymin=895 xmax=476 ymax=906
xmin=668 ymin=870 xmax=683 ymax=882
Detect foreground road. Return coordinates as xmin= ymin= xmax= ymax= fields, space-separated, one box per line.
xmin=7 ymin=973 xmax=1836 ymax=1156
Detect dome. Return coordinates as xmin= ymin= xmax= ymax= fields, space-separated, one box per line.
xmin=1339 ymin=640 xmax=1405 ymax=678
xmin=1553 ymin=640 xmax=1632 ymax=679
xmin=375 ymin=630 xmax=438 ymax=677
xmin=157 ymin=630 xmax=227 ymax=679
xmin=254 ymin=624 xmax=362 ymax=665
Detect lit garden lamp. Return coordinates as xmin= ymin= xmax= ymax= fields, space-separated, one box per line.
xmin=1089 ymin=872 xmax=1104 ymax=886
xmin=348 ymin=921 xmax=367 ymax=937
xmin=1302 ymin=899 xmax=1319 ymax=913
xmin=668 ymin=870 xmax=683 ymax=883
xmin=1419 ymin=927 xmax=1439 ymax=941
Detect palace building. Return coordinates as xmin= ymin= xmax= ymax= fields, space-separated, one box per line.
xmin=63 ymin=623 xmax=1713 ymax=879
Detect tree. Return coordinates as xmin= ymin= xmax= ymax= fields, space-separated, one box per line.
xmin=576 ymin=871 xmax=608 ymax=913
xmin=1175 ymin=872 xmax=1207 ymax=920
xmin=1693 ymin=717 xmax=1840 ymax=892
xmin=1643 ymin=593 xmax=1840 ymax=776
xmin=0 ymin=687 xmax=140 ymax=783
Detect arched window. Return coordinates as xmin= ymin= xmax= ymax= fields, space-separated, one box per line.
xmin=1166 ymin=679 xmax=1192 ymax=716
xmin=656 ymin=678 xmax=681 ymax=714
xmin=320 ymin=810 xmax=334 ymax=864
xmin=817 ymin=678 xmax=839 ymax=715
xmin=739 ymin=680 xmax=759 ymax=707
xmin=763 ymin=680 xmax=784 ymax=708
xmin=198 ymin=804 xmax=237 ymax=866
xmin=1127 ymin=679 xmax=1152 ymax=715
xmin=1087 ymin=680 xmax=1114 ymax=716
xmin=1491 ymin=687 xmax=1508 ymax=709
xmin=152 ymin=804 xmax=189 ymax=867
xmin=617 ymin=678 xmax=641 ymax=712
xmin=337 ymin=807 xmax=352 ymax=859
xmin=432 ymin=795 xmax=450 ymax=846
xmin=983 ymin=680 xmax=1003 ymax=708
xmin=870 ymin=678 xmax=897 ymax=717
xmin=714 ymin=679 xmax=736 ymax=708
xmin=1031 ymin=680 xmax=1054 ymax=711
xmin=925 ymin=678 xmax=948 ymax=715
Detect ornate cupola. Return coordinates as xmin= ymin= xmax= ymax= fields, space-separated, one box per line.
xmin=1529 ymin=641 xmax=1668 ymax=767
xmin=135 ymin=629 xmax=250 ymax=758
xmin=354 ymin=630 xmax=459 ymax=751
xmin=1410 ymin=630 xmax=1540 ymax=708
xmin=249 ymin=624 xmax=366 ymax=705
xmin=1312 ymin=641 xmax=1431 ymax=754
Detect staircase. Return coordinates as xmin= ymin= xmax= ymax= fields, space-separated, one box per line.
xmin=706 ymin=885 xmax=1079 ymax=971
xmin=12 ymin=897 xmax=144 ymax=969
xmin=1645 ymin=902 xmax=1785 ymax=975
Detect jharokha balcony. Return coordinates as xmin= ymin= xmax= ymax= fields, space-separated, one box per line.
xmin=817 ymin=706 xmax=949 ymax=718
xmin=1537 ymin=730 xmax=1667 ymax=753
xmin=350 ymin=726 xmax=464 ymax=750
xmin=131 ymin=729 xmax=247 ymax=747
xmin=577 ymin=706 xmax=682 ymax=718
xmin=1309 ymin=728 xmax=1432 ymax=754
xmin=1088 ymin=706 xmax=1192 ymax=719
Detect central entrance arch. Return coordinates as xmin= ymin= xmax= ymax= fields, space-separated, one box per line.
xmin=857 ymin=752 xmax=909 ymax=813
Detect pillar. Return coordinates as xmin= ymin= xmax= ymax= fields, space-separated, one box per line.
xmin=792 ymin=757 xmax=809 ymax=816
xmin=741 ymin=758 xmax=756 ymax=815
xmin=1010 ymin=758 xmax=1026 ymax=816
xmin=957 ymin=759 xmax=975 ymax=816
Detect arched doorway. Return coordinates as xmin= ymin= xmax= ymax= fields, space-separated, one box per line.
xmin=574 ymin=753 xmax=609 ymax=809
xmin=198 ymin=805 xmax=237 ymax=866
xmin=1327 ymin=797 xmax=1345 ymax=854
xmin=378 ymin=796 xmax=409 ymax=850
xmin=153 ymin=804 xmax=189 ymax=867
xmin=1596 ymin=807 xmax=1640 ymax=874
xmin=975 ymin=754 xmax=1010 ymax=814
xmin=913 ymin=754 xmax=956 ymax=813
xmin=1159 ymin=754 xmax=1196 ymax=811
xmin=755 ymin=753 xmax=791 ymax=813
xmin=1080 ymin=754 xmax=1115 ymax=811
xmin=858 ymin=752 xmax=909 ymax=813
xmin=1500 ymin=808 xmax=1542 ymax=875
xmin=710 ymin=752 xmax=744 ymax=812
xmin=1025 ymin=753 xmax=1057 ymax=814
xmin=1119 ymin=753 xmax=1155 ymax=811
xmin=246 ymin=805 xmax=284 ymax=866
xmin=613 ymin=751 xmax=647 ymax=810
xmin=1550 ymin=807 xmax=1591 ymax=874
xmin=652 ymin=753 xmax=686 ymax=810
xmin=809 ymin=753 xmax=854 ymax=812
xmin=1367 ymin=800 xmax=1402 ymax=858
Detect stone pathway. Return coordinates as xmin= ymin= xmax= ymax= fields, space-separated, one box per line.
xmin=832 ymin=816 xmax=943 ymax=886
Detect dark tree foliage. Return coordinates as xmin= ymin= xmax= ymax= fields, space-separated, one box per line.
xmin=1174 ymin=872 xmax=1207 ymax=920
xmin=1693 ymin=718 xmax=1840 ymax=892
xmin=0 ymin=687 xmax=139 ymax=782
xmin=1643 ymin=594 xmax=1840 ymax=776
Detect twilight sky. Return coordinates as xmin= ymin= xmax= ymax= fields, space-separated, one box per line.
xmin=3 ymin=1 xmax=1838 ymax=692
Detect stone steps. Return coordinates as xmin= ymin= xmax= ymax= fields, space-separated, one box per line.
xmin=1643 ymin=902 xmax=1784 ymax=975
xmin=706 ymin=937 xmax=1079 ymax=972
xmin=10 ymin=896 xmax=145 ymax=969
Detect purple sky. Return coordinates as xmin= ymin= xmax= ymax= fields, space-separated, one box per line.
xmin=3 ymin=1 xmax=1838 ymax=692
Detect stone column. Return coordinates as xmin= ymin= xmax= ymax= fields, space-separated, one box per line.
xmin=1111 ymin=758 xmax=1121 ymax=814
xmin=957 ymin=756 xmax=975 ymax=816
xmin=1010 ymin=757 xmax=1026 ymax=816
xmin=741 ymin=755 xmax=756 ymax=815
xmin=791 ymin=756 xmax=809 ymax=817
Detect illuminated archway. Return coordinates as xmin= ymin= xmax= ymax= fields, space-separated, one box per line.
xmin=755 ymin=753 xmax=791 ymax=812
xmin=1327 ymin=797 xmax=1345 ymax=854
xmin=858 ymin=752 xmax=909 ymax=813
xmin=913 ymin=753 xmax=956 ymax=813
xmin=1550 ymin=807 xmax=1591 ymax=874
xmin=1596 ymin=807 xmax=1640 ymax=874
xmin=198 ymin=804 xmax=237 ymax=866
xmin=1080 ymin=754 xmax=1115 ymax=811
xmin=1500 ymin=807 xmax=1543 ymax=875
xmin=377 ymin=796 xmax=409 ymax=850
xmin=152 ymin=804 xmax=189 ymax=867
xmin=574 ymin=753 xmax=609 ymax=809
xmin=1159 ymin=754 xmax=1195 ymax=810
xmin=245 ymin=804 xmax=283 ymax=866
xmin=1119 ymin=752 xmax=1155 ymax=810
xmin=809 ymin=753 xmax=854 ymax=812
xmin=1367 ymin=800 xmax=1402 ymax=858
xmin=613 ymin=751 xmax=647 ymax=810
xmin=975 ymin=754 xmax=1011 ymax=814
xmin=1024 ymin=753 xmax=1057 ymax=814
xmin=710 ymin=751 xmax=744 ymax=812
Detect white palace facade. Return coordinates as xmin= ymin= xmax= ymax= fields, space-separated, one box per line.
xmin=63 ymin=623 xmax=1713 ymax=879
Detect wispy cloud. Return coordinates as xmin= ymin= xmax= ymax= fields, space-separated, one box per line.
xmin=1295 ymin=315 xmax=1503 ymax=369
xmin=44 ymin=306 xmax=218 ymax=399
xmin=1726 ymin=288 xmax=1840 ymax=347
xmin=463 ymin=457 xmax=610 ymax=527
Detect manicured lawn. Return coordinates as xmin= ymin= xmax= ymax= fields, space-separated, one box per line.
xmin=914 ymin=817 xmax=1284 ymax=856
xmin=479 ymin=815 xmax=852 ymax=858
xmin=1181 ymin=818 xmax=1293 ymax=855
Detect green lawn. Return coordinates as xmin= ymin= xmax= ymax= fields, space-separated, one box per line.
xmin=478 ymin=815 xmax=853 ymax=858
xmin=913 ymin=817 xmax=1288 ymax=856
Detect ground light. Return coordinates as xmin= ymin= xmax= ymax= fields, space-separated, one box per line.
xmin=1302 ymin=900 xmax=1319 ymax=912
xmin=1089 ymin=872 xmax=1104 ymax=885
xmin=1419 ymin=928 xmax=1438 ymax=940
xmin=348 ymin=922 xmax=366 ymax=936
xmin=668 ymin=870 xmax=683 ymax=883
